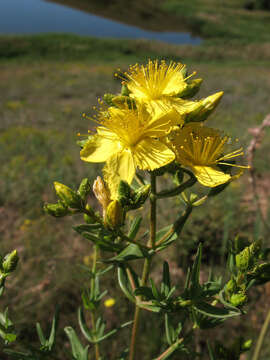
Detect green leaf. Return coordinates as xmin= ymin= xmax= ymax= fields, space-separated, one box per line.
xmin=98 ymin=320 xmax=133 ymax=342
xmin=36 ymin=323 xmax=46 ymax=345
xmin=117 ymin=265 xmax=136 ymax=303
xmin=0 ymin=308 xmax=13 ymax=328
xmin=128 ymin=216 xmax=142 ymax=240
xmin=64 ymin=326 xmax=89 ymax=360
xmin=165 ymin=314 xmax=174 ymax=345
xmin=134 ymin=286 xmax=154 ymax=300
xmin=150 ymin=279 xmax=161 ymax=300
xmin=47 ymin=311 xmax=58 ymax=350
xmin=190 ymin=243 xmax=202 ymax=292
xmin=161 ymin=261 xmax=171 ymax=297
xmin=207 ymin=342 xmax=217 ymax=360
xmin=78 ymin=307 xmax=93 ymax=343
xmin=194 ymin=301 xmax=241 ymax=319
xmin=105 ymin=243 xmax=149 ymax=263
xmin=81 ymin=232 xmax=122 ymax=252
xmin=73 ymin=224 xmax=102 ymax=234
xmin=201 ymin=281 xmax=222 ymax=297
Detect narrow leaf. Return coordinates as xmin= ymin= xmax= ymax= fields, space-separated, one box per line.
xmin=78 ymin=307 xmax=93 ymax=342
xmin=161 ymin=261 xmax=171 ymax=297
xmin=117 ymin=266 xmax=136 ymax=303
xmin=194 ymin=301 xmax=241 ymax=319
xmin=36 ymin=323 xmax=45 ymax=345
xmin=128 ymin=216 xmax=142 ymax=240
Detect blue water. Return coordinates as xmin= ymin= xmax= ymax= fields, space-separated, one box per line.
xmin=0 ymin=0 xmax=201 ymax=45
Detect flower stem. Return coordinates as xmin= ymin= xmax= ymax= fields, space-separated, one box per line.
xmin=90 ymin=245 xmax=100 ymax=360
xmin=154 ymin=338 xmax=184 ymax=360
xmin=252 ymin=307 xmax=270 ymax=360
xmin=129 ymin=173 xmax=157 ymax=360
xmin=149 ymin=172 xmax=157 ymax=249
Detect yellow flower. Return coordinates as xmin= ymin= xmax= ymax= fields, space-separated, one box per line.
xmin=169 ymin=123 xmax=248 ymax=187
xmin=124 ymin=60 xmax=193 ymax=100
xmin=121 ymin=60 xmax=221 ymax=121
xmin=80 ymin=104 xmax=176 ymax=198
xmin=104 ymin=298 xmax=116 ymax=308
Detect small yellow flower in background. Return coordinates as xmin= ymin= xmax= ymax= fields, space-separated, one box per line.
xmin=5 ymin=100 xmax=24 ymax=111
xmin=104 ymin=297 xmax=116 ymax=308
xmin=169 ymin=123 xmax=248 ymax=187
xmin=83 ymin=255 xmax=92 ymax=267
xmin=20 ymin=219 xmax=33 ymax=232
xmin=81 ymin=104 xmax=176 ymax=199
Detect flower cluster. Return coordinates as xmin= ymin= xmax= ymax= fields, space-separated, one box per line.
xmin=80 ymin=60 xmax=248 ymax=197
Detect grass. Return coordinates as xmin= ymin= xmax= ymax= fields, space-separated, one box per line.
xmin=0 ymin=31 xmax=270 ymax=358
xmin=160 ymin=0 xmax=270 ymax=43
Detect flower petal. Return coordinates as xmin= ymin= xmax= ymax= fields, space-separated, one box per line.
xmin=192 ymin=165 xmax=231 ymax=187
xmin=80 ymin=134 xmax=120 ymax=163
xmin=103 ymin=150 xmax=136 ymax=199
xmin=134 ymin=138 xmax=175 ymax=171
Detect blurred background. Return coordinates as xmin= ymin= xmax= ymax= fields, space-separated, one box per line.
xmin=0 ymin=0 xmax=270 ymax=358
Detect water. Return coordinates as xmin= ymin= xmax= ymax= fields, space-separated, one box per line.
xmin=0 ymin=0 xmax=201 ymax=45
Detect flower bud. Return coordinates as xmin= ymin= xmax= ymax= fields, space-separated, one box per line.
xmin=185 ymin=91 xmax=223 ymax=123
xmin=111 ymin=95 xmax=136 ymax=109
xmin=230 ymin=292 xmax=247 ymax=307
xmin=2 ymin=250 xmax=19 ymax=273
xmin=121 ymin=84 xmax=130 ymax=96
xmin=44 ymin=201 xmax=70 ymax=217
xmin=236 ymin=240 xmax=261 ymax=272
xmin=225 ymin=278 xmax=237 ymax=295
xmin=93 ymin=176 xmax=111 ymax=218
xmin=103 ymin=93 xmax=115 ymax=106
xmin=241 ymin=339 xmax=252 ymax=351
xmin=236 ymin=247 xmax=252 ymax=272
xmin=177 ymin=78 xmax=203 ymax=99
xmin=118 ymin=180 xmax=132 ymax=206
xmin=78 ymin=178 xmax=91 ymax=201
xmin=133 ymin=184 xmax=151 ymax=208
xmin=106 ymin=200 xmax=124 ymax=228
xmin=54 ymin=182 xmax=82 ymax=209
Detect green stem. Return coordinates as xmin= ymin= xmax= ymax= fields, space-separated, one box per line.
xmin=252 ymin=308 xmax=270 ymax=360
xmin=156 ymin=169 xmax=196 ymax=199
xmin=154 ymin=338 xmax=184 ymax=360
xmin=90 ymin=245 xmax=100 ymax=360
xmin=149 ymin=172 xmax=157 ymax=249
xmin=129 ymin=173 xmax=157 ymax=360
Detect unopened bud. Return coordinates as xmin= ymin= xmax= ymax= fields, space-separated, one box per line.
xmin=44 ymin=201 xmax=70 ymax=217
xmin=2 ymin=250 xmax=19 ymax=273
xmin=78 ymin=178 xmax=91 ymax=201
xmin=121 ymin=84 xmax=130 ymax=96
xmin=185 ymin=91 xmax=223 ymax=123
xmin=236 ymin=240 xmax=261 ymax=272
xmin=112 ymin=96 xmax=136 ymax=109
xmin=241 ymin=339 xmax=252 ymax=351
xmin=178 ymin=78 xmax=203 ymax=99
xmin=106 ymin=200 xmax=124 ymax=228
xmin=54 ymin=182 xmax=82 ymax=209
xmin=93 ymin=176 xmax=111 ymax=218
xmin=225 ymin=278 xmax=237 ymax=295
xmin=134 ymin=185 xmax=151 ymax=208
xmin=236 ymin=247 xmax=251 ymax=272
xmin=230 ymin=292 xmax=247 ymax=306
xmin=118 ymin=180 xmax=132 ymax=206
xmin=103 ymin=93 xmax=115 ymax=106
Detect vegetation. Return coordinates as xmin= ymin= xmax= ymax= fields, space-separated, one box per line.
xmin=1 ymin=1 xmax=270 ymax=358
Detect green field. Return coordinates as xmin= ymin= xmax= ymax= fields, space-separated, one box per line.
xmin=1 ymin=3 xmax=270 ymax=357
